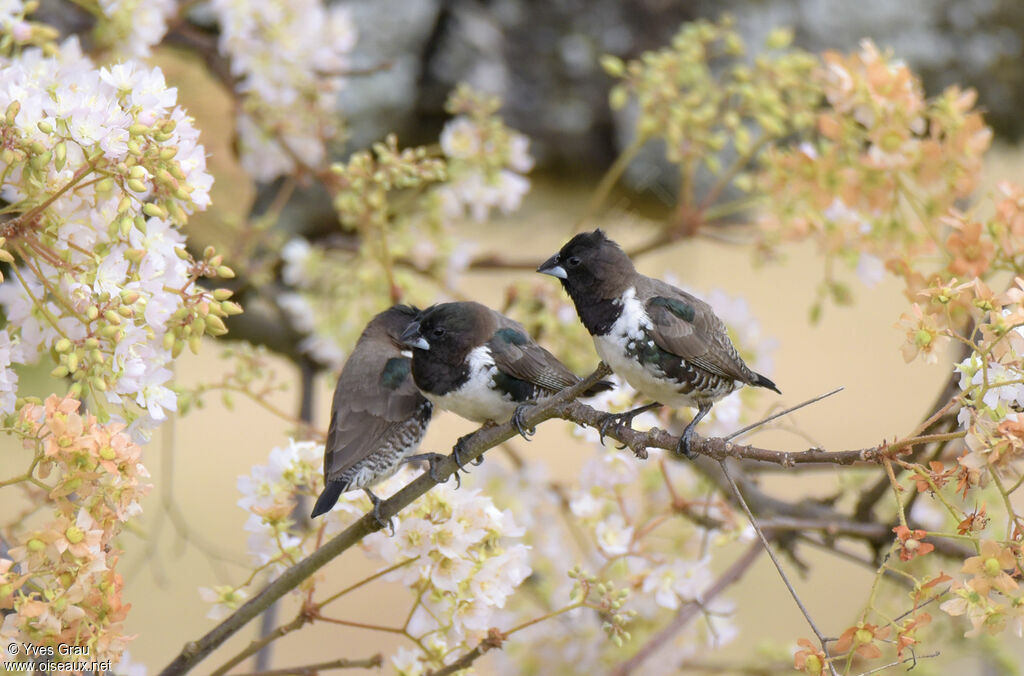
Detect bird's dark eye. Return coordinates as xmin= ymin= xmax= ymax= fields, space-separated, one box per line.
xmin=432 ymin=327 xmax=446 ymax=338
xmin=567 ymin=256 xmax=582 ymax=267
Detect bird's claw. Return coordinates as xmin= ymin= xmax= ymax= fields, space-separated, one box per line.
xmin=674 ymin=403 xmax=710 ymax=460
xmin=453 ymin=435 xmax=478 ymax=474
xmin=675 ymin=426 xmax=699 ymax=460
xmin=511 ymin=404 xmax=536 ymax=441
xmin=365 ymin=491 xmax=395 ymax=535
xmin=406 ymin=452 xmax=464 ymax=489
xmin=597 ymin=403 xmax=661 ymax=447
xmin=405 ymin=452 xmax=451 ymax=484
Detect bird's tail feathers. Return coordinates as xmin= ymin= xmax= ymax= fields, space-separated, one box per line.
xmin=753 ymin=372 xmax=781 ymax=394
xmin=311 ymin=480 xmax=346 ymax=518
xmin=581 ymin=379 xmax=615 ymax=397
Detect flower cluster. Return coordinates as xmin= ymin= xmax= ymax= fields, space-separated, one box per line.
xmin=365 ymin=477 xmax=532 ymax=672
xmin=0 ymin=395 xmax=150 ymax=664
xmin=274 ymin=88 xmax=534 ymax=369
xmin=471 ymin=442 xmax=746 ymax=675
xmin=603 ymin=16 xmax=819 ymax=197
xmin=758 ymin=39 xmax=992 ymax=316
xmin=0 ymin=39 xmax=234 ymax=437
xmin=274 ymin=134 xmax=447 ymax=368
xmin=92 ymin=0 xmax=177 ymax=60
xmin=435 ymin=84 xmax=534 ymax=223
xmin=209 ymin=0 xmax=357 ymax=181
xmin=940 ymin=541 xmax=1022 ymax=638
xmin=225 ymin=439 xmax=534 ymax=673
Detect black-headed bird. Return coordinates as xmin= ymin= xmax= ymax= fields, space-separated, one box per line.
xmin=538 ymin=230 xmax=780 ymax=458
xmin=399 ymin=301 xmax=611 ymax=466
xmin=311 ymin=305 xmax=434 ymax=526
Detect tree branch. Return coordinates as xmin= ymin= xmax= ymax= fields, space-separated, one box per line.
xmin=553 ymin=399 xmax=883 ymax=465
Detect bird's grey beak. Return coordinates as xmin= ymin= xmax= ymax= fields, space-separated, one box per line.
xmin=537 ymin=254 xmax=567 ymax=279
xmin=400 ymin=322 xmax=430 ymax=351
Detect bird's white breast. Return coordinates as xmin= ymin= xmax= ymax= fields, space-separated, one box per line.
xmin=423 ymin=346 xmax=518 ymax=423
xmin=594 ymin=287 xmax=696 ymax=407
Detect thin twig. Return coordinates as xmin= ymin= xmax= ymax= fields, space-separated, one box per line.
xmin=726 ymin=387 xmax=844 ymax=441
xmin=718 ymin=460 xmax=839 ymax=676
xmin=226 ymin=654 xmax=383 ymax=676
xmin=853 ymin=651 xmax=939 ymax=676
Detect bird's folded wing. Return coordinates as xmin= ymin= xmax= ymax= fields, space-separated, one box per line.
xmin=643 ymin=281 xmax=753 ymax=384
xmin=488 ymin=322 xmax=581 ymax=393
xmin=324 ymin=355 xmax=429 ymax=481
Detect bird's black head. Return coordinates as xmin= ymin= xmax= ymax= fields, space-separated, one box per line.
xmin=399 ymin=302 xmax=494 ymax=366
xmin=537 ymin=229 xmax=636 ymax=302
xmin=362 ymin=304 xmax=421 ymax=350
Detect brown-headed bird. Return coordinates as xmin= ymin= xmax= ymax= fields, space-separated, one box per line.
xmin=399 ymin=301 xmax=611 ymax=467
xmin=538 ymin=230 xmax=780 ymax=458
xmin=311 ymin=305 xmax=434 ymax=525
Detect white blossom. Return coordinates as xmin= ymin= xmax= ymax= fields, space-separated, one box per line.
xmin=594 ymin=513 xmax=633 ymax=557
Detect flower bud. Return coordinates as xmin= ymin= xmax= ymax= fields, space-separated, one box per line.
xmin=5 ymin=101 xmax=20 ymax=124
xmin=54 ymin=141 xmax=66 ymax=171
xmin=65 ymin=526 xmax=84 ymax=544
xmin=221 ymin=301 xmax=243 ymax=316
xmin=205 ymin=315 xmax=227 ymax=336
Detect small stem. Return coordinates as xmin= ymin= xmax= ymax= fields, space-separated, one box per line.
xmin=719 ymin=460 xmax=839 ymax=676
xmin=225 ymin=654 xmax=382 ymax=676
xmin=883 ymin=459 xmax=907 ymax=528
xmin=9 ymin=262 xmax=69 ymax=340
xmin=988 ymin=470 xmax=1017 ymax=541
xmin=13 ymin=160 xmax=97 ymax=229
xmin=726 ymin=387 xmax=844 ymax=441
xmin=504 ymin=601 xmax=585 ymax=636
xmin=312 ymin=614 xmax=406 ymax=634
xmin=317 ymin=558 xmax=417 ymax=608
